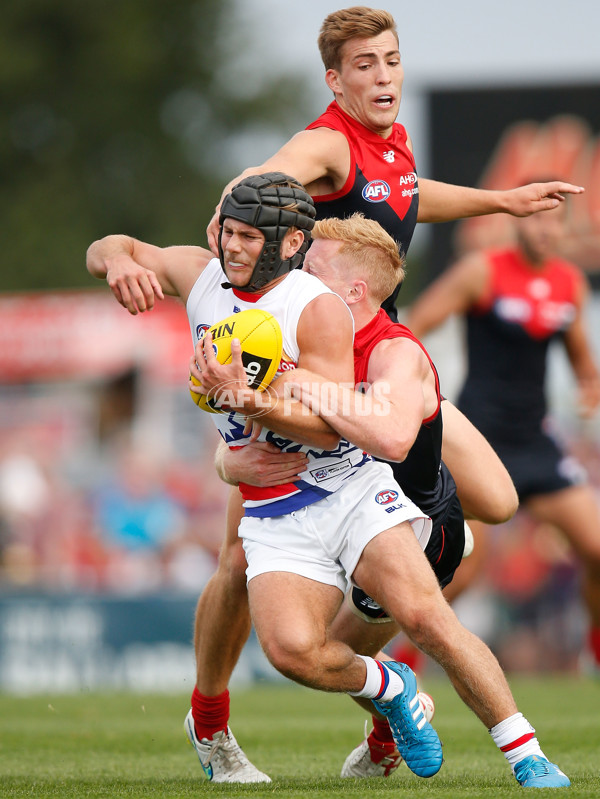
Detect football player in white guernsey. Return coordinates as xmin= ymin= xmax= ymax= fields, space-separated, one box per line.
xmin=207 ymin=212 xmax=569 ymax=789
xmin=88 ymin=173 xmax=444 ymax=783
xmin=88 ymin=174 xmax=568 ymax=788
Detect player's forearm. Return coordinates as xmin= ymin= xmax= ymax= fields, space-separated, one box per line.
xmin=227 ymin=386 xmax=340 ymax=449
xmin=214 ymin=440 xmax=238 ymax=485
xmin=290 ymin=378 xmax=414 ymax=462
xmin=86 ymin=235 xmax=134 ymax=279
xmin=418 ymin=179 xmax=505 ymax=223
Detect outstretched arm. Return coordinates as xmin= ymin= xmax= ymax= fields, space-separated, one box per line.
xmin=205 ymin=127 xmax=348 ymax=253
xmin=87 ymin=235 xmax=212 ymax=312
xmin=417 ymin=179 xmax=585 ymax=224
xmin=405 ymin=252 xmax=489 ymax=339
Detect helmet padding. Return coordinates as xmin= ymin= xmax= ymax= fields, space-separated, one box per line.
xmin=218 ymin=172 xmax=315 ymax=292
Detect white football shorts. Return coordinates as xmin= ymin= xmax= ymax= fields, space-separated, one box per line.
xmin=240 ymin=460 xmax=431 ymax=591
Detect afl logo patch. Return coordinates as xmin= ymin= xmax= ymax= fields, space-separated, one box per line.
xmin=362 ymin=180 xmax=391 ymax=203
xmin=375 ymin=489 xmax=399 ymax=505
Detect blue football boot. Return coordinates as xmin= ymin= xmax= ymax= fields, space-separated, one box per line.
xmin=514 ymin=755 xmax=570 ymax=788
xmin=371 ymin=661 xmax=443 ymax=778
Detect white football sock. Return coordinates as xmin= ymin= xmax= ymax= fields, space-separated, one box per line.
xmin=489 ymin=712 xmax=546 ymax=771
xmin=348 ymin=656 xmax=405 ymax=701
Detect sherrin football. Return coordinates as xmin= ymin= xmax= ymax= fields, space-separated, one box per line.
xmin=190 ymin=308 xmax=283 ymax=413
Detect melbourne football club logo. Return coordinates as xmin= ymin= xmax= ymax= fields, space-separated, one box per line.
xmin=362 ymin=180 xmax=391 ymax=203
xmin=375 ymin=489 xmax=399 ymax=505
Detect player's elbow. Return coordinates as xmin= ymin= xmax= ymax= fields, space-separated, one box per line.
xmin=86 ymin=240 xmax=105 ymax=278
xmin=372 ymin=432 xmax=412 ymax=463
xmin=313 ymin=430 xmax=341 ymax=451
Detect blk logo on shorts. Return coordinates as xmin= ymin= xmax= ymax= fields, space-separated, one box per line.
xmin=375 ymin=489 xmax=399 ymax=505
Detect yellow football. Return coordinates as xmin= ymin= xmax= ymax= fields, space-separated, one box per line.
xmin=190 ymin=308 xmax=283 ymax=413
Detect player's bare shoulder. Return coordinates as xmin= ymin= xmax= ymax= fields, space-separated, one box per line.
xmin=369 ymin=335 xmax=429 ymax=381
xmin=273 ymin=127 xmax=350 ymax=196
xmin=297 ymin=289 xmax=353 ymax=354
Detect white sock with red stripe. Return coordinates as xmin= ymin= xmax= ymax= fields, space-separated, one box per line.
xmin=489 ymin=712 xmax=546 ymax=771
xmin=348 ymin=656 xmax=405 ymax=702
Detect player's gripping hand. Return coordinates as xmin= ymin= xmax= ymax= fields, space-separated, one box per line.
xmin=105 ymin=252 xmax=164 ymax=315
xmin=189 ymin=332 xmax=252 ymax=411
xmin=217 ymin=441 xmax=308 ymax=487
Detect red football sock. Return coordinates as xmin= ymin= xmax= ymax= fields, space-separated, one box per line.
xmin=588 ymin=626 xmax=600 ymax=666
xmin=370 ymin=714 xmax=395 ymax=746
xmin=190 ymin=687 xmax=230 ymax=740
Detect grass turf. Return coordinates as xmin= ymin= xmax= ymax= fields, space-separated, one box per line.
xmin=1 ymin=676 xmax=599 ymax=797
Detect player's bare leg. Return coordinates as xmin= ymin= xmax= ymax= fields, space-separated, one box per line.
xmin=352 ymin=524 xmax=516 ymax=727
xmin=351 ymin=522 xmax=569 ymax=786
xmin=194 ymin=487 xmax=249 ymax=695
xmin=185 ymin=487 xmax=270 ymax=783
xmin=247 ymin=562 xmax=443 ymax=779
xmin=526 ymin=483 xmax=600 ymax=667
xmin=441 ymin=401 xmax=518 ymax=524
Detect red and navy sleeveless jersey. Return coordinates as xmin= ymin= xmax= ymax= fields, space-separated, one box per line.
xmin=354 ymin=309 xmax=449 ymax=510
xmin=307 ymin=102 xmax=419 ymax=320
xmin=459 ymin=247 xmax=583 ymax=441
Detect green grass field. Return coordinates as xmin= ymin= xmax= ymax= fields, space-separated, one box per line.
xmin=1 ymin=677 xmax=599 ymax=798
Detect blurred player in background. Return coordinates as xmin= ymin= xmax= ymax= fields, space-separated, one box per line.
xmin=406 ymin=196 xmax=600 ymax=671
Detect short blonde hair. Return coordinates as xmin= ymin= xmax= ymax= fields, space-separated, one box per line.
xmin=318 ymin=6 xmax=398 ymax=71
xmin=313 ymin=214 xmax=405 ymax=304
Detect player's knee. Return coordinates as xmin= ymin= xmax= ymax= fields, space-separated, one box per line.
xmin=260 ymin=630 xmax=319 ymax=683
xmin=488 ymin=480 xmax=518 ymax=524
xmin=398 ymin=598 xmax=455 ymax=651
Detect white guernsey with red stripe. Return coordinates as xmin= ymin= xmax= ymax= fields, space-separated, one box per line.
xmin=186 ymin=258 xmax=370 ymax=518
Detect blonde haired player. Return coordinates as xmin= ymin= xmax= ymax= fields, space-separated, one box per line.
xmin=192 ymin=202 xmax=569 ymax=788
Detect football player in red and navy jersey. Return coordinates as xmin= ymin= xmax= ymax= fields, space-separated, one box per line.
xmin=407 ymin=199 xmax=600 ymax=671
xmin=206 ymin=10 xmax=583 ymax=322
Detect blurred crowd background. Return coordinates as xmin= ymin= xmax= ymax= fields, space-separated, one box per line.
xmin=2 ymin=1 xmax=600 ymax=689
